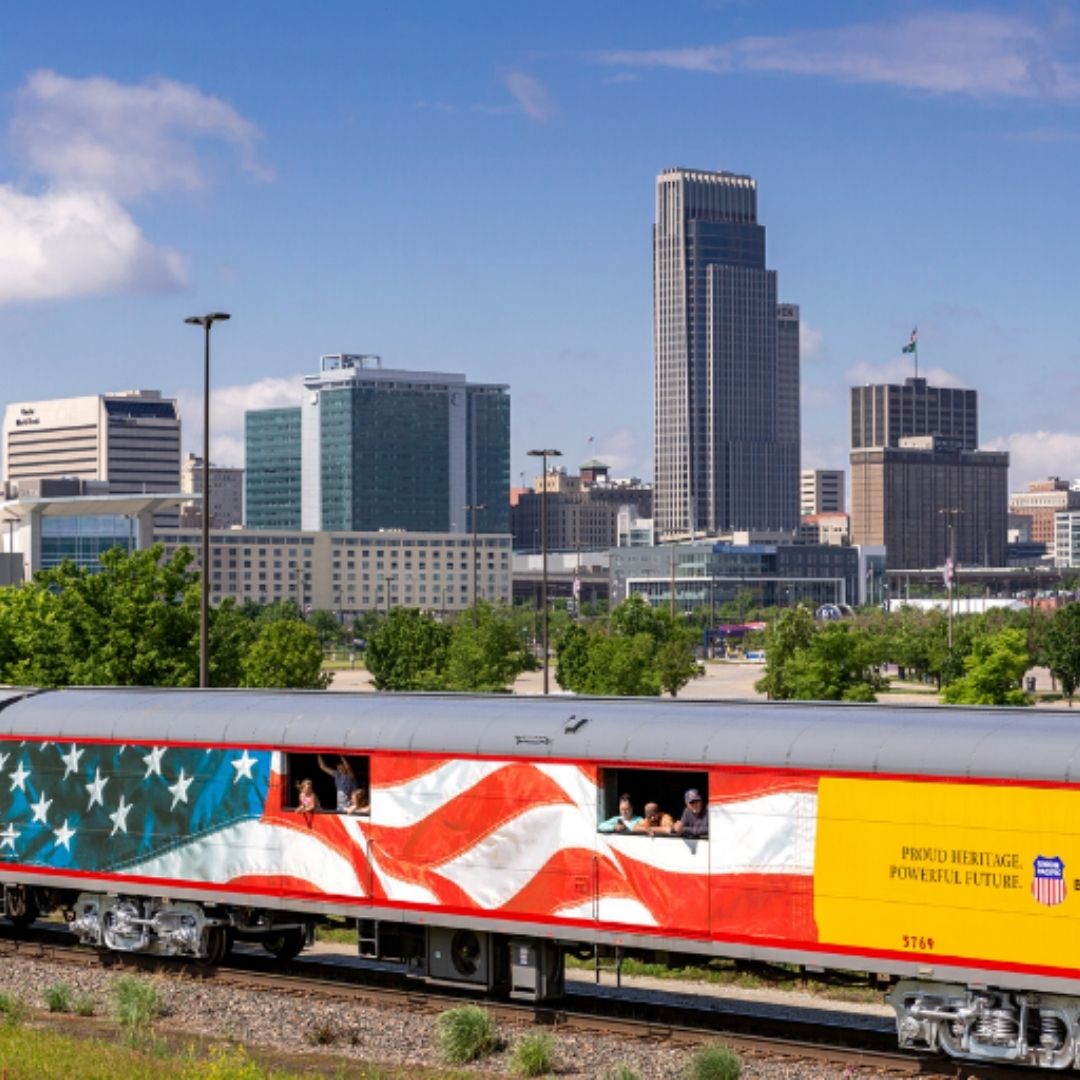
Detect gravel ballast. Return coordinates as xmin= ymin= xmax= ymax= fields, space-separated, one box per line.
xmin=0 ymin=953 xmax=927 ymax=1077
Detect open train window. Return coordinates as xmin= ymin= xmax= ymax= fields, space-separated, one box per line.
xmin=598 ymin=767 xmax=709 ymax=836
xmin=284 ymin=752 xmax=370 ymax=814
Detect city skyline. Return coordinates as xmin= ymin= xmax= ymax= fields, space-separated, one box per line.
xmin=0 ymin=3 xmax=1078 ymax=492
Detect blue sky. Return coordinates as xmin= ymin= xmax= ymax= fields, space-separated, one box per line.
xmin=1 ymin=1 xmax=1079 ymax=490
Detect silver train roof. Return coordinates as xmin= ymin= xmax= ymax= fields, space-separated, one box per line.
xmin=0 ymin=688 xmax=1076 ymax=783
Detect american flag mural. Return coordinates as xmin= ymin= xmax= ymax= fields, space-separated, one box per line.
xmin=0 ymin=736 xmax=820 ymax=944
xmin=0 ymin=740 xmax=270 ymax=875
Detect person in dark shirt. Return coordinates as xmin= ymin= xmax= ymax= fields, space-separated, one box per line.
xmin=673 ymin=788 xmax=708 ymax=838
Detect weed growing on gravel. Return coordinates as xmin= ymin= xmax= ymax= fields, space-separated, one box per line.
xmin=512 ymin=1031 xmax=555 ymax=1077
xmin=0 ymin=991 xmax=26 ymax=1024
xmin=43 ymin=983 xmax=74 ymax=1013
xmin=74 ymin=994 xmax=97 ymax=1016
xmin=604 ymin=1066 xmax=641 ymax=1080
xmin=112 ymin=975 xmax=160 ymax=1045
xmin=434 ymin=1004 xmax=499 ymax=1064
xmin=686 ymin=1042 xmax=742 ymax=1080
xmin=180 ymin=1044 xmax=267 ymax=1080
xmin=305 ymin=1019 xmax=337 ymax=1046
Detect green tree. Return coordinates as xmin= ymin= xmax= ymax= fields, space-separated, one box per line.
xmin=1042 ymin=604 xmax=1080 ymax=706
xmin=656 ymin=631 xmax=703 ymax=697
xmin=366 ymin=608 xmax=451 ymax=690
xmin=240 ymin=618 xmax=331 ymax=689
xmin=941 ymin=628 xmax=1031 ymax=706
xmin=442 ymin=602 xmax=534 ymax=692
xmin=554 ymin=596 xmax=701 ymax=697
xmin=37 ymin=546 xmax=201 ymax=687
xmin=754 ymin=606 xmax=815 ymax=700
xmin=207 ymin=599 xmax=258 ymax=687
xmin=307 ymin=608 xmax=345 ymax=648
xmin=779 ymin=622 xmax=886 ymax=702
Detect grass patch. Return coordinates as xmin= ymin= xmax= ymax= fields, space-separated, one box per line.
xmin=43 ymin=983 xmax=74 ymax=1013
xmin=314 ymin=920 xmax=356 ymax=945
xmin=0 ymin=990 xmax=26 ymax=1024
xmin=434 ymin=1005 xmax=499 ymax=1065
xmin=687 ymin=1043 xmax=742 ymax=1080
xmin=74 ymin=994 xmax=97 ymax=1017
xmin=604 ymin=1067 xmax=641 ymax=1080
xmin=112 ymin=975 xmax=160 ymax=1045
xmin=0 ymin=1024 xmax=475 ymax=1079
xmin=565 ymin=953 xmax=883 ymax=1003
xmin=511 ymin=1032 xmax=555 ymax=1077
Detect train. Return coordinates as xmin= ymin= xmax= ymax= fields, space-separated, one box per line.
xmin=0 ymin=686 xmax=1079 ymax=1069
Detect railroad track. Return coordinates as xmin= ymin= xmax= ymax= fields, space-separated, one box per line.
xmin=0 ymin=924 xmax=1056 ymax=1078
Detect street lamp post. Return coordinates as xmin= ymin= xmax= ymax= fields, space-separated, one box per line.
xmin=939 ymin=507 xmax=962 ymax=652
xmin=527 ymin=448 xmax=562 ymax=694
xmin=184 ymin=312 xmax=231 ymax=689
xmin=465 ymin=502 xmax=486 ymax=623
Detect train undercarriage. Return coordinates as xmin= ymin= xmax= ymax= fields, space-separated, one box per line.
xmin=890 ymin=980 xmax=1080 ymax=1070
xmin=11 ymin=882 xmax=1080 ymax=1069
xmin=2 ymin=884 xmax=311 ymax=963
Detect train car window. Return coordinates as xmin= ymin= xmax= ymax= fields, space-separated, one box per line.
xmin=598 ymin=767 xmax=708 ymax=836
xmin=284 ymin=753 xmax=370 ymax=814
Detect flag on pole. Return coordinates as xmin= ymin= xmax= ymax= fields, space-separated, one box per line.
xmin=901 ymin=327 xmax=918 ymax=354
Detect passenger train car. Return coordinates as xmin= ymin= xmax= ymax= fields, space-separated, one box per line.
xmin=1 ymin=687 xmax=1079 ymax=1069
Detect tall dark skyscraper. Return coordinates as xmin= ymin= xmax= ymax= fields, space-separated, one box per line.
xmin=653 ymin=168 xmax=800 ymax=539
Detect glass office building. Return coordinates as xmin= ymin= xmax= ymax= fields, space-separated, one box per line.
xmin=245 ymin=408 xmax=302 ymax=528
xmin=298 ymin=355 xmax=509 ymax=535
xmin=611 ymin=541 xmax=862 ymax=613
xmin=39 ymin=514 xmax=137 ymax=571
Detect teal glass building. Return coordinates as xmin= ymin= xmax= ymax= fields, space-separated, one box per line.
xmin=245 ymin=408 xmax=303 ymax=528
xmin=247 ymin=356 xmax=509 ymax=535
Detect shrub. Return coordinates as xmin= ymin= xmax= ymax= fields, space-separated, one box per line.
xmin=434 ymin=1005 xmax=499 ymax=1064
xmin=512 ymin=1032 xmax=555 ymax=1077
xmin=74 ymin=994 xmax=97 ymax=1017
xmin=0 ymin=991 xmax=25 ymax=1024
xmin=305 ymin=1020 xmax=337 ymax=1046
xmin=43 ymin=983 xmax=73 ymax=1013
xmin=605 ymin=1066 xmax=641 ymax=1080
xmin=111 ymin=975 xmax=159 ymax=1045
xmin=687 ymin=1043 xmax=742 ymax=1080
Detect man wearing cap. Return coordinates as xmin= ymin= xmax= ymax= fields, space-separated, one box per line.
xmin=673 ymin=788 xmax=708 ymax=838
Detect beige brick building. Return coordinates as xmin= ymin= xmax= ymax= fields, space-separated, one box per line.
xmin=154 ymin=527 xmax=512 ymax=615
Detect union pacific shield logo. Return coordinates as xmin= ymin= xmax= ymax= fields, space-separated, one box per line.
xmin=1032 ymin=856 xmax=1067 ymax=906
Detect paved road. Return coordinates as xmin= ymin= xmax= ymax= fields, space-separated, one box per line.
xmin=328 ymin=660 xmax=1068 ymax=707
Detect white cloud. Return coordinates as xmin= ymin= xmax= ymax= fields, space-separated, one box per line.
xmin=0 ymin=186 xmax=186 ymax=302
xmin=14 ymin=69 xmax=269 ymax=199
xmin=0 ymin=70 xmax=267 ymax=306
xmin=846 ymin=356 xmax=965 ymax=388
xmin=175 ymin=374 xmax=305 ymax=468
xmin=501 ymin=71 xmax=557 ymax=122
xmin=799 ymin=320 xmax=824 ymax=361
xmin=595 ymin=427 xmax=647 ymax=477
xmin=985 ymin=431 xmax=1080 ymax=489
xmin=594 ymin=11 xmax=1080 ymax=102
xmin=800 ymin=432 xmax=848 ymax=472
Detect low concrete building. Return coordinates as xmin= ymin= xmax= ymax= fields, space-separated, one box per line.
xmin=154 ymin=526 xmax=512 ymax=615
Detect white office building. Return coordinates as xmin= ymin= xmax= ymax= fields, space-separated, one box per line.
xmin=3 ymin=390 xmax=181 ymax=497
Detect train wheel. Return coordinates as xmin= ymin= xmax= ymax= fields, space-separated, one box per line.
xmin=197 ymin=926 xmax=231 ymax=967
xmin=264 ymin=927 xmax=305 ymax=961
xmin=5 ymin=887 xmax=38 ymax=928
